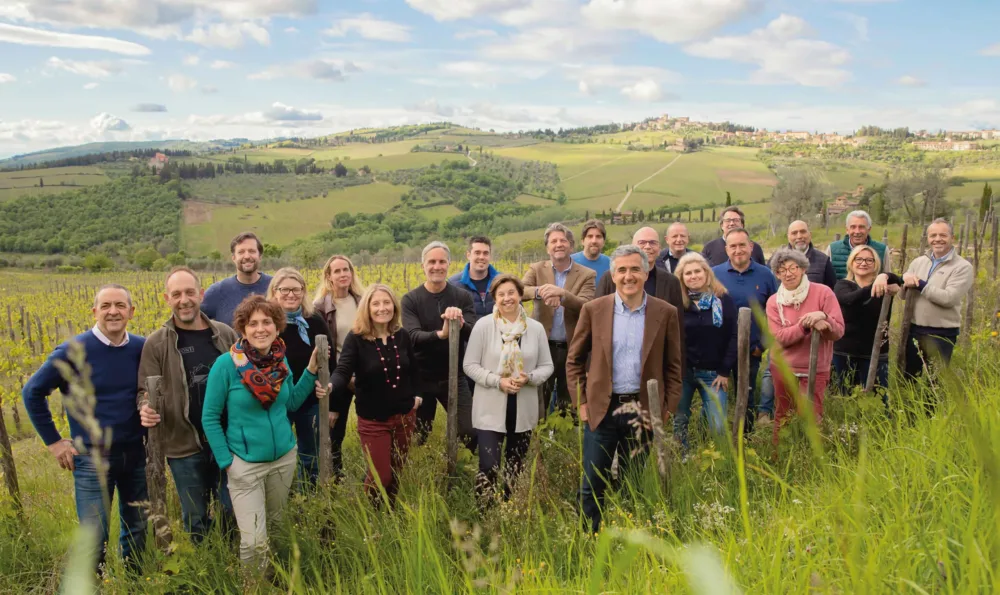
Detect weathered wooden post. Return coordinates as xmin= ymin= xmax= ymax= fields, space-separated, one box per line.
xmin=866 ymin=245 xmax=894 ymax=392
xmin=5 ymin=305 xmax=13 ymax=341
xmin=806 ymin=330 xmax=821 ymax=406
xmin=34 ymin=314 xmax=43 ymax=349
xmin=993 ymin=215 xmax=999 ymax=280
xmin=446 ymin=318 xmax=460 ymax=476
xmin=965 ymin=212 xmax=973 ymax=255
xmin=958 ymin=223 xmax=966 ymax=257
xmin=144 ymin=376 xmax=172 ymax=549
xmin=899 ymin=223 xmax=909 ymax=272
xmin=963 ymin=223 xmax=979 ymax=347
xmin=645 ymin=379 xmax=668 ymax=480
xmin=731 ymin=308 xmax=751 ymax=444
xmin=0 ymin=401 xmax=21 ymax=516
xmin=315 ymin=335 xmax=332 ymax=484
xmin=897 ymin=288 xmax=920 ymax=374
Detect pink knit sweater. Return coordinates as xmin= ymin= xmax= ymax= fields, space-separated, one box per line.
xmin=765 ymin=283 xmax=845 ymax=374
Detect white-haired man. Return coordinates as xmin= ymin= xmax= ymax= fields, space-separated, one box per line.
xmin=826 ymin=210 xmax=887 ymax=280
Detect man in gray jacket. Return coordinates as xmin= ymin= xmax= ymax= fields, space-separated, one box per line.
xmin=138 ymin=266 xmax=239 ymax=542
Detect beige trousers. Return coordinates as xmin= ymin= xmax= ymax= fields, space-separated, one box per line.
xmin=226 ymin=447 xmax=297 ymax=565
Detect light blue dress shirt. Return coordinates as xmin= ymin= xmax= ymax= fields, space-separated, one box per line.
xmin=548 ymin=263 xmax=571 ymax=342
xmin=611 ymin=292 xmax=647 ymax=394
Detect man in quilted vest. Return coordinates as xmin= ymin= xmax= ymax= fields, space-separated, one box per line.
xmin=826 ymin=210 xmax=887 ymax=279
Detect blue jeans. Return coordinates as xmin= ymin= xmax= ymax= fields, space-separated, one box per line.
xmin=674 ymin=369 xmax=728 ymax=450
xmin=288 ymin=402 xmax=319 ymax=489
xmin=580 ymin=402 xmax=649 ymax=533
xmin=72 ymin=443 xmax=148 ymax=571
xmin=759 ymin=353 xmax=774 ymax=416
xmin=167 ymin=449 xmax=233 ymax=543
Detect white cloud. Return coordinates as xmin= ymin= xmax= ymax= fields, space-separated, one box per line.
xmin=684 ymin=14 xmax=852 ymax=87
xmin=90 ymin=112 xmax=131 ymax=133
xmin=133 ymin=103 xmax=168 ymax=112
xmin=83 ymin=82 xmax=99 ymax=90
xmin=981 ymin=43 xmax=1000 ymax=57
xmin=167 ymin=73 xmax=199 ymax=92
xmin=284 ymin=26 xmax=299 ymax=34
xmin=183 ymin=54 xmax=200 ymax=66
xmin=569 ymin=64 xmax=679 ymax=96
xmin=437 ymin=60 xmax=547 ymax=88
xmin=620 ymin=79 xmax=663 ymax=102
xmin=262 ymin=102 xmax=323 ymax=121
xmin=0 ymin=23 xmax=150 ymax=55
xmin=210 ymin=60 xmax=236 ymax=69
xmin=896 ymin=75 xmax=925 ymax=87
xmin=454 ymin=29 xmax=498 ymax=40
xmin=0 ymin=73 xmax=16 ymax=84
xmin=186 ymin=22 xmax=270 ymax=49
xmin=581 ymin=0 xmax=755 ymax=44
xmin=249 ymin=59 xmax=359 ymax=82
xmin=404 ymin=0 xmax=531 ymax=21
xmin=481 ymin=27 xmax=619 ymax=62
xmin=324 ymin=13 xmax=412 ymax=42
xmin=45 ymin=56 xmax=123 ymax=78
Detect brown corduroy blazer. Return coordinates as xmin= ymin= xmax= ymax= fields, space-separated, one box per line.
xmin=565 ymin=293 xmax=683 ymax=430
xmin=521 ymin=260 xmax=596 ymax=344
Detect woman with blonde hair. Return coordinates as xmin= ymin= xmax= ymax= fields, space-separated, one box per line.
xmin=330 ymin=284 xmax=423 ymax=503
xmin=671 ymin=253 xmax=737 ymax=451
xmin=267 ymin=268 xmax=334 ymax=487
xmin=312 ymin=254 xmax=363 ymax=479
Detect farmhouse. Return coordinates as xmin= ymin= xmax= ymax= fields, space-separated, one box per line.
xmin=148 ymin=152 xmax=169 ymax=171
xmin=913 ymin=141 xmax=980 ymax=151
xmin=827 ymin=195 xmax=861 ymax=218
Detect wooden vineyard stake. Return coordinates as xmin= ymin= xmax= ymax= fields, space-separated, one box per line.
xmin=0 ymin=401 xmax=21 ymax=517
xmin=866 ymin=244 xmax=894 ymax=392
xmin=143 ymin=376 xmax=173 ymax=550
xmin=446 ymin=318 xmax=460 ymax=476
xmin=731 ymin=307 xmax=751 ymax=444
xmin=963 ymin=223 xmax=979 ymax=347
xmin=897 ymin=288 xmax=920 ymax=374
xmin=806 ymin=331 xmax=821 ymax=406
xmin=993 ymin=215 xmax=999 ymax=280
xmin=645 ymin=379 xmax=668 ymax=481
xmin=315 ymin=335 xmax=332 ymax=484
xmin=899 ymin=224 xmax=909 ymax=272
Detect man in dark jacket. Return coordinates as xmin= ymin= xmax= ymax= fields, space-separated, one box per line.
xmin=448 ymin=236 xmax=501 ymax=322
xmin=702 ymin=206 xmax=766 ymax=267
xmin=655 ymin=221 xmax=692 ymax=273
xmin=769 ymin=220 xmax=836 ymax=288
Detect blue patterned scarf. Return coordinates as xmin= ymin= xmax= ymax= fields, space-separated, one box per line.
xmin=690 ymin=292 xmax=723 ymax=328
xmin=286 ymin=308 xmax=311 ymax=346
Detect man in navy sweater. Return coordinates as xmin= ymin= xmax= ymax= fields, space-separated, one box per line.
xmin=201 ymin=231 xmax=273 ymax=327
xmin=23 ymin=284 xmax=147 ymax=572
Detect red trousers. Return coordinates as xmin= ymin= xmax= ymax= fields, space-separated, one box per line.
xmin=771 ymin=365 xmax=828 ymax=445
xmin=357 ymin=411 xmax=416 ymax=500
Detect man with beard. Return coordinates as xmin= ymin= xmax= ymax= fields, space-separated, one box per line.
xmin=202 ymin=232 xmax=273 ymax=327
xmin=138 ymin=267 xmax=239 ymax=543
xmin=655 ymin=222 xmax=692 ymax=273
xmin=773 ymin=220 xmax=836 ymax=288
xmin=571 ymin=219 xmax=611 ymax=281
xmin=702 ymin=207 xmax=766 ymax=267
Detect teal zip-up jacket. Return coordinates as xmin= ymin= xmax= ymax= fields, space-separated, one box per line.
xmin=201 ymin=352 xmax=316 ymax=470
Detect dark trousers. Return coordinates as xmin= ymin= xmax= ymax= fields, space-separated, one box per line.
xmin=415 ymin=380 xmax=476 ymax=451
xmin=166 ymin=449 xmax=233 ymax=543
xmin=330 ymin=396 xmax=351 ymax=481
xmin=833 ymin=354 xmax=890 ymax=408
xmin=580 ymin=398 xmax=649 ymax=533
xmin=544 ymin=341 xmax=572 ymax=415
xmin=288 ymin=402 xmax=319 ymax=488
xmin=476 ymin=394 xmax=531 ymax=500
xmin=72 ymin=444 xmax=148 ymax=571
xmin=733 ymin=355 xmax=762 ymax=434
xmin=904 ymin=328 xmax=957 ymax=379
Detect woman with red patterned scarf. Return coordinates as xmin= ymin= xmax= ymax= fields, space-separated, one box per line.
xmin=201 ymin=295 xmax=329 ymax=572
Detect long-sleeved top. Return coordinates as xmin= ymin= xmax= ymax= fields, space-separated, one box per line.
xmin=201 ymin=352 xmax=316 ymax=470
xmin=201 ymin=273 xmax=273 ymax=327
xmin=683 ymin=292 xmax=738 ymax=377
xmin=712 ymin=261 xmax=778 ymax=353
xmin=655 ymin=248 xmax=691 ymax=273
xmin=612 ymin=293 xmax=646 ymax=394
xmin=768 ymin=244 xmax=836 ymax=288
xmin=702 ymin=237 xmax=766 ymax=268
xmin=521 ymin=260 xmax=596 ymax=345
xmin=833 ymin=274 xmax=903 ymax=359
xmin=903 ymin=249 xmax=974 ymax=331
xmin=331 ymin=329 xmax=418 ymax=421
xmin=463 ymin=316 xmax=553 ymax=433
xmin=279 ymin=312 xmax=335 ymax=411
xmin=24 ymin=330 xmax=145 ymax=449
xmin=448 ymin=264 xmax=501 ymax=322
xmin=765 ymin=284 xmax=845 ymax=374
xmin=826 ymin=236 xmax=888 ymax=280
xmin=401 ymin=284 xmax=475 ymax=393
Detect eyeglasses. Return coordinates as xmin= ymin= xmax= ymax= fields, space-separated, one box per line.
xmin=276 ymin=287 xmax=304 ymax=296
xmin=854 ymin=258 xmax=875 ymax=265
xmin=776 ymin=265 xmax=801 ymax=275
xmin=636 ymin=240 xmax=660 ymax=247
xmin=721 ymin=218 xmax=742 ymax=224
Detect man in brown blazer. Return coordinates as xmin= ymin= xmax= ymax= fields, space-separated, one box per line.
xmin=567 ymin=244 xmax=682 ymax=533
xmin=522 ymin=222 xmax=597 ymax=417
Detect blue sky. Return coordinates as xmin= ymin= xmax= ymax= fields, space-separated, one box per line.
xmin=0 ymin=0 xmax=998 ymax=157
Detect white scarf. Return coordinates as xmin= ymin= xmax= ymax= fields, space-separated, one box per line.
xmin=776 ymin=276 xmax=810 ymax=326
xmin=493 ymin=304 xmax=528 ymax=380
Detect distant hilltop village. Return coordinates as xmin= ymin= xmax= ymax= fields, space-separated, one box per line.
xmin=632 ymin=113 xmax=999 ymax=152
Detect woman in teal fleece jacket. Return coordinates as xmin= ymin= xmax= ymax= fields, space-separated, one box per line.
xmin=202 ymin=295 xmax=327 ymax=567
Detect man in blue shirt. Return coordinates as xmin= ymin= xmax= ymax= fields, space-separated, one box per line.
xmin=571 ymin=219 xmax=611 ymax=281
xmin=712 ymin=228 xmax=778 ymax=434
xmin=23 ymin=284 xmax=147 ymax=573
xmin=201 ymin=232 xmax=273 ymax=327
xmin=448 ymin=236 xmax=501 ymax=323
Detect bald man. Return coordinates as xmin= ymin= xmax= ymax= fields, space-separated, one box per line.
xmin=769 ymin=220 xmax=836 ymax=288
xmin=597 ymin=227 xmax=685 ymax=362
xmin=655 ymin=222 xmax=692 ymax=273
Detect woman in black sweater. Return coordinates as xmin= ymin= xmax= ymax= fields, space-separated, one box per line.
xmin=833 ymin=245 xmax=903 ymax=398
xmin=268 ymin=268 xmax=335 ymax=488
xmin=331 ymin=284 xmax=423 ymax=503
xmin=672 ymin=253 xmax=737 ymax=451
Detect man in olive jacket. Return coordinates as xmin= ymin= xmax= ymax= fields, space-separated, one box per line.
xmin=137 ymin=266 xmax=239 ymax=542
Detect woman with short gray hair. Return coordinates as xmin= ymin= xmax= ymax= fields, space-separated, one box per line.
xmin=765 ymin=247 xmax=844 ymax=444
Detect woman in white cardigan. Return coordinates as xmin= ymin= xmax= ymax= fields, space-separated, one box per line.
xmin=463 ymin=274 xmax=553 ymax=500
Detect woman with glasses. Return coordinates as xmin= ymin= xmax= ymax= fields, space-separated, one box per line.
xmin=765 ymin=248 xmax=844 ymax=442
xmin=833 ymin=245 xmax=902 ymax=399
xmin=267 ymin=267 xmax=334 ymax=488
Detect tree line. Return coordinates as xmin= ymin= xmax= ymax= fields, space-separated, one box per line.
xmin=2 ymin=148 xmax=193 ymax=172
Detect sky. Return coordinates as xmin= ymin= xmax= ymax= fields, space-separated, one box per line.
xmin=0 ymin=0 xmax=999 ymax=157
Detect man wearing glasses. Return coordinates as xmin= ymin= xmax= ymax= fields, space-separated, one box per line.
xmin=702 ymin=207 xmax=766 ymax=268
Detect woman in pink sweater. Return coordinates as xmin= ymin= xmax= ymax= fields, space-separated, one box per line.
xmin=766 ymin=248 xmax=844 ymax=439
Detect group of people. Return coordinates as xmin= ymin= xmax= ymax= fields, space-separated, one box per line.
xmin=21 ymin=207 xmax=975 ymax=570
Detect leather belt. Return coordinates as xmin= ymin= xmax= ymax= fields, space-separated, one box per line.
xmin=612 ymin=392 xmax=639 ymax=402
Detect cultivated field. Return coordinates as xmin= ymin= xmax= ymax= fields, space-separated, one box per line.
xmin=0 ymin=166 xmax=108 ymax=201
